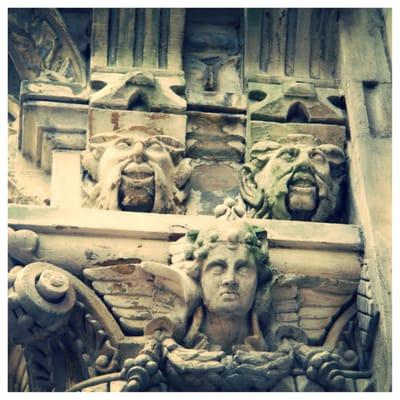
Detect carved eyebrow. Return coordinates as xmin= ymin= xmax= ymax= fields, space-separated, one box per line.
xmin=113 ymin=137 xmax=132 ymax=146
xmin=234 ymin=259 xmax=249 ymax=269
xmin=277 ymin=147 xmax=299 ymax=156
xmin=145 ymin=138 xmax=163 ymax=147
xmin=204 ymin=259 xmax=227 ymax=271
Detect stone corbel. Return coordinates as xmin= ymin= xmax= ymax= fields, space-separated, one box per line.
xmin=248 ymin=81 xmax=346 ymax=124
xmin=89 ymin=71 xmax=186 ymax=112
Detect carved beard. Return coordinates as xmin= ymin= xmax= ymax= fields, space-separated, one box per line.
xmin=92 ymin=157 xmax=177 ymax=213
xmin=260 ymin=167 xmax=337 ymax=222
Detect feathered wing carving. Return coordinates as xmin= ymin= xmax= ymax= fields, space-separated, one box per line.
xmin=83 ymin=262 xmax=201 ymax=339
xmin=269 ymin=276 xmax=359 ymax=346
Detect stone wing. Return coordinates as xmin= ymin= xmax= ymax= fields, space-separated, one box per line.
xmin=83 ymin=262 xmax=199 ymax=338
xmin=270 ymin=277 xmax=358 ymax=345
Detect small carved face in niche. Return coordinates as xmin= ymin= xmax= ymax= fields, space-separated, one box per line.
xmin=239 ymin=140 xmax=346 ymax=221
xmin=200 ymin=243 xmax=257 ymax=316
xmin=82 ymin=127 xmax=191 ymax=213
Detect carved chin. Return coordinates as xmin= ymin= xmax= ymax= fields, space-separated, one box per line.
xmin=286 ymin=172 xmax=319 ymax=220
xmin=118 ymin=175 xmax=155 ymax=212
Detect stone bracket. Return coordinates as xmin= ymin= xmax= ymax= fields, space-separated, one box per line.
xmin=248 ymin=81 xmax=346 ymax=124
xmin=89 ymin=71 xmax=186 ymax=112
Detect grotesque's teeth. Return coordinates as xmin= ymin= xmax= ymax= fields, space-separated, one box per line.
xmin=295 ymin=179 xmax=312 ymax=187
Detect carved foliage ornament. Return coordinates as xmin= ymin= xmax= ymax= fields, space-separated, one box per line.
xmin=82 ymin=126 xmax=192 ymax=213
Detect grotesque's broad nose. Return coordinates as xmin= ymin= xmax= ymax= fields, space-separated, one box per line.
xmin=294 ymin=150 xmax=313 ymax=171
xmin=132 ymin=142 xmax=144 ymax=163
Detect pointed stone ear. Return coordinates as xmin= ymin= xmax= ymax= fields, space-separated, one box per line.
xmin=239 ymin=164 xmax=263 ymax=208
xmin=174 ymin=158 xmax=192 ymax=189
xmin=319 ymin=144 xmax=347 ymax=180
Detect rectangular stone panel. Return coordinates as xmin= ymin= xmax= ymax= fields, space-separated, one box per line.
xmin=88 ymin=108 xmax=186 ymax=144
xmin=185 ymin=161 xmax=241 ymax=216
xmin=186 ymin=112 xmax=246 ymax=162
xmin=248 ymin=120 xmax=346 ymax=154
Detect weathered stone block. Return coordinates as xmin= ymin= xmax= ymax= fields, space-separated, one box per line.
xmin=248 ymin=120 xmax=346 ymax=154
xmin=186 ymin=112 xmax=245 ymax=162
xmin=20 ymin=101 xmax=87 ymax=174
xmin=186 ymin=161 xmax=240 ymax=215
xmin=88 ymin=108 xmax=186 ymax=143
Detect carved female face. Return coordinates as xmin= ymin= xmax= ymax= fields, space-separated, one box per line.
xmin=97 ymin=131 xmax=176 ymax=212
xmin=200 ymin=244 xmax=257 ymax=316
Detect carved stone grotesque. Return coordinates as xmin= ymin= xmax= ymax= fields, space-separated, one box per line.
xmin=239 ymin=139 xmax=347 ymax=221
xmin=82 ymin=126 xmax=192 ymax=213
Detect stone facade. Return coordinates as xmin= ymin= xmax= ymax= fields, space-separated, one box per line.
xmin=8 ymin=8 xmax=391 ymax=392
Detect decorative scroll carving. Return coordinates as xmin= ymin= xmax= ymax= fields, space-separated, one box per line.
xmin=82 ymin=126 xmax=192 ymax=213
xmin=89 ymin=71 xmax=186 ymax=112
xmin=8 ymin=9 xmax=86 ymax=84
xmin=239 ymin=136 xmax=347 ymax=221
xmin=8 ymin=262 xmax=76 ymax=345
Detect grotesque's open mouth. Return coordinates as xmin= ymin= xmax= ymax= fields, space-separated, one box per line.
xmin=121 ymin=163 xmax=154 ymax=187
xmin=118 ymin=162 xmax=155 ymax=212
xmin=289 ymin=171 xmax=316 ymax=189
xmin=286 ymin=170 xmax=319 ymax=220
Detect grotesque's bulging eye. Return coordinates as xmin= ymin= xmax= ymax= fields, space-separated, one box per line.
xmin=115 ymin=141 xmax=130 ymax=150
xmin=147 ymin=141 xmax=163 ymax=152
xmin=310 ymin=151 xmax=326 ymax=163
xmin=279 ymin=149 xmax=298 ymax=161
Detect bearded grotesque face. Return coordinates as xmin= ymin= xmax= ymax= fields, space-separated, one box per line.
xmin=239 ymin=140 xmax=347 ymax=221
xmin=81 ymin=126 xmax=192 ymax=213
